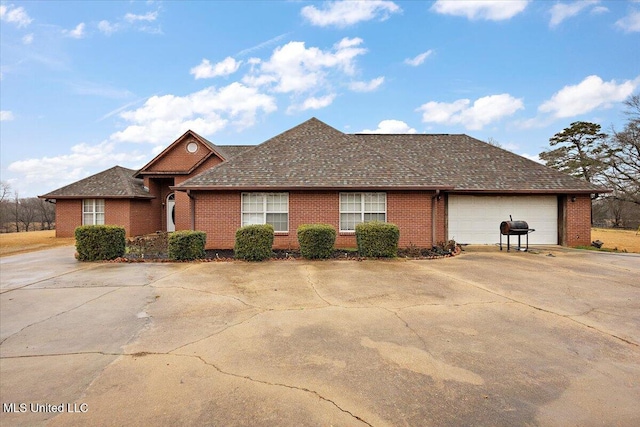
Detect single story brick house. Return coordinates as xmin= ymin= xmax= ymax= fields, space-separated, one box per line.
xmin=40 ymin=118 xmax=607 ymax=248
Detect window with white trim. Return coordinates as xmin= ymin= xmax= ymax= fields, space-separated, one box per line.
xmin=340 ymin=192 xmax=386 ymax=231
xmin=83 ymin=199 xmax=105 ymax=225
xmin=241 ymin=193 xmax=289 ymax=232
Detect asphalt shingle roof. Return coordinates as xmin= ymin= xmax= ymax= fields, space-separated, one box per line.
xmin=178 ymin=118 xmax=607 ymax=193
xmin=40 ymin=166 xmax=153 ymax=199
xmin=178 ymin=118 xmax=449 ymax=189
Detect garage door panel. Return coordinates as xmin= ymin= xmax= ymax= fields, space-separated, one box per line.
xmin=448 ymin=196 xmax=557 ymax=245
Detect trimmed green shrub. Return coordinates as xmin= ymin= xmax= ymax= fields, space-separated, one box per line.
xmin=168 ymin=230 xmax=206 ymax=261
xmin=297 ymin=224 xmax=336 ymax=259
xmin=234 ymin=224 xmax=274 ymax=261
xmin=75 ymin=225 xmax=126 ymax=261
xmin=355 ymin=221 xmax=400 ymax=257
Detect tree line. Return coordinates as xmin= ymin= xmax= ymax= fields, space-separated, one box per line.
xmin=539 ymin=93 xmax=640 ymax=228
xmin=0 ymin=182 xmax=56 ymax=233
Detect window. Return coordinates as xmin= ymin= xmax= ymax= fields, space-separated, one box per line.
xmin=340 ymin=192 xmax=386 ymax=231
xmin=83 ymin=199 xmax=105 ymax=225
xmin=241 ymin=193 xmax=289 ymax=232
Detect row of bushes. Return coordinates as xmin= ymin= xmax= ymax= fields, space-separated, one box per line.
xmin=234 ymin=222 xmax=399 ymax=261
xmin=75 ymin=226 xmax=206 ymax=261
xmin=75 ymin=221 xmax=400 ymax=262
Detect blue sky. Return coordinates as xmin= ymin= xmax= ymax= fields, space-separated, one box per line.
xmin=1 ymin=0 xmax=639 ymax=197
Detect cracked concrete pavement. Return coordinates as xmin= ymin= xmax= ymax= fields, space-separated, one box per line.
xmin=1 ymin=245 xmax=639 ymax=426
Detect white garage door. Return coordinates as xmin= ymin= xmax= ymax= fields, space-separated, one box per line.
xmin=448 ymin=195 xmax=558 ymax=245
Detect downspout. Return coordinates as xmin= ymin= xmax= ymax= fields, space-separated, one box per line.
xmin=187 ymin=190 xmax=195 ymax=231
xmin=431 ymin=190 xmax=441 ymax=247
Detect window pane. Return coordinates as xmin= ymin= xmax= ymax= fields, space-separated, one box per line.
xmin=364 ymin=193 xmax=385 ymax=213
xmin=242 ymin=213 xmax=263 ymax=226
xmin=340 ymin=213 xmax=361 ymax=231
xmin=83 ymin=199 xmax=94 ymax=213
xmin=266 ymin=213 xmax=288 ymax=232
xmin=242 ymin=193 xmax=264 ymax=213
xmin=83 ymin=213 xmax=94 ymax=225
xmin=266 ymin=193 xmax=287 ymax=212
xmin=95 ymin=199 xmax=105 ymax=213
xmin=340 ymin=193 xmax=361 ymax=212
xmin=364 ymin=213 xmax=386 ymax=223
xmin=95 ymin=213 xmax=105 ymax=225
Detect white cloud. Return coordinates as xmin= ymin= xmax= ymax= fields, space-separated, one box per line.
xmin=22 ymin=33 xmax=34 ymax=45
xmin=98 ymin=20 xmax=119 ymax=35
xmin=1 ymin=110 xmax=15 ymax=121
xmin=591 ymin=6 xmax=609 ymax=15
xmin=430 ymin=0 xmax=529 ymax=21
xmin=349 ymin=76 xmax=384 ymax=92
xmin=190 ymin=57 xmax=241 ymax=79
xmin=8 ymin=141 xmax=148 ymax=192
xmin=417 ymin=94 xmax=524 ymax=130
xmin=301 ymin=0 xmax=401 ymax=28
xmin=0 ymin=4 xmax=33 ymax=27
xmin=287 ymin=94 xmax=337 ymax=114
xmin=111 ymin=82 xmax=277 ymax=144
xmin=63 ymin=23 xmax=86 ymax=39
xmin=244 ymin=38 xmax=367 ymax=94
xmin=124 ymin=11 xmax=158 ymax=22
xmin=404 ymin=50 xmax=433 ymax=66
xmin=360 ymin=119 xmax=416 ymax=134
xmin=538 ymin=75 xmax=638 ymax=118
xmin=616 ymin=10 xmax=640 ymax=33
xmin=549 ymin=0 xmax=600 ymax=28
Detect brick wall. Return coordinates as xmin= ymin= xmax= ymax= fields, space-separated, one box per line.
xmin=146 ymin=139 xmax=210 ymax=172
xmin=564 ymin=194 xmax=592 ymax=246
xmin=55 ymin=200 xmax=82 ymax=237
xmin=193 ymin=190 xmax=438 ymax=250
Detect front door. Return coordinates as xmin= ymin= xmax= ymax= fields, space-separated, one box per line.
xmin=166 ymin=193 xmax=175 ymax=232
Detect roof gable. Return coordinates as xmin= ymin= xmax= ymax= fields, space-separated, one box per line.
xmin=177 ymin=118 xmax=449 ymax=190
xmin=136 ymin=130 xmax=226 ymax=176
xmin=39 ymin=166 xmax=153 ymax=199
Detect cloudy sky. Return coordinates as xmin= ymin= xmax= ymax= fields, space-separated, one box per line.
xmin=1 ymin=0 xmax=638 ymax=197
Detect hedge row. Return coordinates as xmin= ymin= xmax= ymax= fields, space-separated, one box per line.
xmin=75 ymin=221 xmax=400 ymax=262
xmin=234 ymin=224 xmax=274 ymax=261
xmin=297 ymin=224 xmax=336 ymax=259
xmin=355 ymin=221 xmax=399 ymax=257
xmin=168 ymin=230 xmax=206 ymax=261
xmin=75 ymin=225 xmax=126 ymax=261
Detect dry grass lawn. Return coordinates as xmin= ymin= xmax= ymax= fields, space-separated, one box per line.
xmin=591 ymin=227 xmax=640 ymax=253
xmin=0 ymin=230 xmax=75 ymax=257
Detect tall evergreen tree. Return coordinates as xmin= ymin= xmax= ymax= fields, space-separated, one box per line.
xmin=540 ymin=121 xmax=607 ymax=184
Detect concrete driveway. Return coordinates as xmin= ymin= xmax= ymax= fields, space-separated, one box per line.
xmin=1 ymin=246 xmax=639 ymax=426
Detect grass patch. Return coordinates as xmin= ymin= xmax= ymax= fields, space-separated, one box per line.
xmin=574 ymin=245 xmax=626 ymax=253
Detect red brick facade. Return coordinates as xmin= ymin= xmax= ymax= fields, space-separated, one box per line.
xmin=561 ymin=194 xmax=592 ymax=246
xmin=50 ymin=130 xmax=595 ymax=247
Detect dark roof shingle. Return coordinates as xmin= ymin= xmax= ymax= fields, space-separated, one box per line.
xmin=40 ymin=166 xmax=152 ymax=199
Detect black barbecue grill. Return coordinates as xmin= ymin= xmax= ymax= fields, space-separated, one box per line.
xmin=500 ymin=216 xmax=535 ymax=251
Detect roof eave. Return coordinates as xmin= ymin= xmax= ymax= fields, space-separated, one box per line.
xmin=38 ymin=195 xmax=156 ymax=200
xmin=172 ymin=185 xmax=455 ymax=192
xmin=448 ymin=188 xmax=611 ymax=194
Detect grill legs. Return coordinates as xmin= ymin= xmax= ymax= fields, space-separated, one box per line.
xmin=500 ymin=233 xmax=529 ymax=252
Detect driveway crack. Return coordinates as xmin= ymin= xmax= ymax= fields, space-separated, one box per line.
xmin=174 ymin=352 xmax=374 ymax=427
xmin=0 ymin=287 xmax=121 ymax=347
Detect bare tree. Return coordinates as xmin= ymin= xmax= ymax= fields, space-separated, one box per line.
xmin=0 ymin=181 xmax=12 ymax=232
xmin=37 ymin=199 xmax=56 ymax=230
xmin=17 ymin=198 xmax=39 ymax=232
xmin=602 ymin=94 xmax=640 ymax=205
